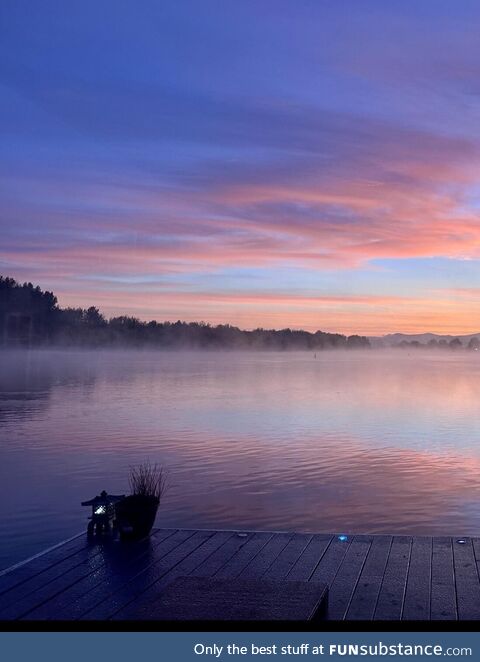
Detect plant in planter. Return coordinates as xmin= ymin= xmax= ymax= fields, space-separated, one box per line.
xmin=116 ymin=462 xmax=167 ymax=540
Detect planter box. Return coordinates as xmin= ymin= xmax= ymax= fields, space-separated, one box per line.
xmin=115 ymin=494 xmax=159 ymax=540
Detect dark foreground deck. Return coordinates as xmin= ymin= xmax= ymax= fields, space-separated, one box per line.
xmin=1 ymin=529 xmax=480 ymax=621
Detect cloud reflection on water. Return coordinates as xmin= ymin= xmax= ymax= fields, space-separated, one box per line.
xmin=1 ymin=349 xmax=480 ymax=569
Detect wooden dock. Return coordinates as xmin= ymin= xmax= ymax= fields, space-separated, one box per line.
xmin=1 ymin=529 xmax=480 ymax=621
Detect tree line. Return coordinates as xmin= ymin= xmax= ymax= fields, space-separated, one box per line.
xmin=397 ymin=337 xmax=479 ymax=350
xmin=0 ymin=276 xmax=371 ymax=350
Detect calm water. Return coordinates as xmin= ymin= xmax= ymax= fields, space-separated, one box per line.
xmin=1 ymin=348 xmax=480 ymax=570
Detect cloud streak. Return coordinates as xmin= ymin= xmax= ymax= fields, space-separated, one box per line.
xmin=1 ymin=1 xmax=480 ymax=333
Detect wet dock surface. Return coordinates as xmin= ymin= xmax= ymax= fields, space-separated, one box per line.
xmin=1 ymin=529 xmax=479 ymax=621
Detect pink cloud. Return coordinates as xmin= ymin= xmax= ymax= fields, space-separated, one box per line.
xmin=3 ymin=107 xmax=480 ymax=334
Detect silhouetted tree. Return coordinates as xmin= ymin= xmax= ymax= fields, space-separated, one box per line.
xmin=448 ymin=338 xmax=462 ymax=350
xmin=467 ymin=337 xmax=480 ymax=351
xmin=85 ymin=306 xmax=106 ymax=327
xmin=0 ymin=276 xmax=58 ymax=344
xmin=0 ymin=275 xmax=372 ymax=350
xmin=347 ymin=335 xmax=370 ymax=349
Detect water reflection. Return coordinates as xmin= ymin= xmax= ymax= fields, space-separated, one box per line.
xmin=1 ymin=349 xmax=480 ymax=569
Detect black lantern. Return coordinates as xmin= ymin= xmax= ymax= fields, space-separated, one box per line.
xmin=81 ymin=490 xmax=125 ymax=536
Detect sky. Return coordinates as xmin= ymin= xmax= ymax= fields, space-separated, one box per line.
xmin=1 ymin=0 xmax=480 ymax=335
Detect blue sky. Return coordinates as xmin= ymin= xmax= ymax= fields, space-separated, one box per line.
xmin=1 ymin=1 xmax=480 ymax=333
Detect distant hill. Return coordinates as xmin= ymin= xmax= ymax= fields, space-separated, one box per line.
xmin=370 ymin=332 xmax=480 ymax=348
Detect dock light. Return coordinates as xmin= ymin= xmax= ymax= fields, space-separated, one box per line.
xmin=457 ymin=539 xmax=467 ymax=544
xmin=81 ymin=490 xmax=125 ymax=537
xmin=338 ymin=535 xmax=348 ymax=542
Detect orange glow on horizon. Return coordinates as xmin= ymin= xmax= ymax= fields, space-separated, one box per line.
xmin=51 ymin=287 xmax=480 ymax=337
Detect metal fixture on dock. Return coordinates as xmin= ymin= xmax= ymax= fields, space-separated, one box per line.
xmin=81 ymin=490 xmax=125 ymax=536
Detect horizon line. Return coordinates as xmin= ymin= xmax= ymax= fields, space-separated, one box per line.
xmin=3 ymin=274 xmax=479 ymax=340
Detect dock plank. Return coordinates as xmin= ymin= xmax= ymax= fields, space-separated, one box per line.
xmin=77 ymin=529 xmax=211 ymax=620
xmin=374 ymin=536 xmax=411 ymax=620
xmin=22 ymin=528 xmax=182 ymax=620
xmin=263 ymin=534 xmax=313 ymax=581
xmin=309 ymin=536 xmax=351 ymax=586
xmin=346 ymin=536 xmax=392 ymax=620
xmin=327 ymin=535 xmax=372 ymax=620
xmin=0 ymin=540 xmax=116 ymax=612
xmin=471 ymin=537 xmax=480 ymax=563
xmin=430 ymin=537 xmax=457 ymax=620
xmin=1 ymin=545 xmax=113 ymax=620
xmin=239 ymin=532 xmax=295 ymax=579
xmin=214 ymin=532 xmax=274 ymax=580
xmin=110 ymin=531 xmax=233 ymax=620
xmin=286 ymin=535 xmax=333 ymax=581
xmin=453 ymin=538 xmax=480 ymax=620
xmin=402 ymin=537 xmax=432 ymax=621
xmin=0 ymin=534 xmax=87 ymax=596
xmin=190 ymin=532 xmax=258 ymax=579
xmin=2 ymin=529 xmax=480 ymax=621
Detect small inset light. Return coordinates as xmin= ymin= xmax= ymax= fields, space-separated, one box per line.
xmin=237 ymin=533 xmax=248 ymax=538
xmin=338 ymin=535 xmax=348 ymax=542
xmin=457 ymin=539 xmax=467 ymax=544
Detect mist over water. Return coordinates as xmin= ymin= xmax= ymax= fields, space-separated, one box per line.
xmin=1 ymin=348 xmax=480 ymax=570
